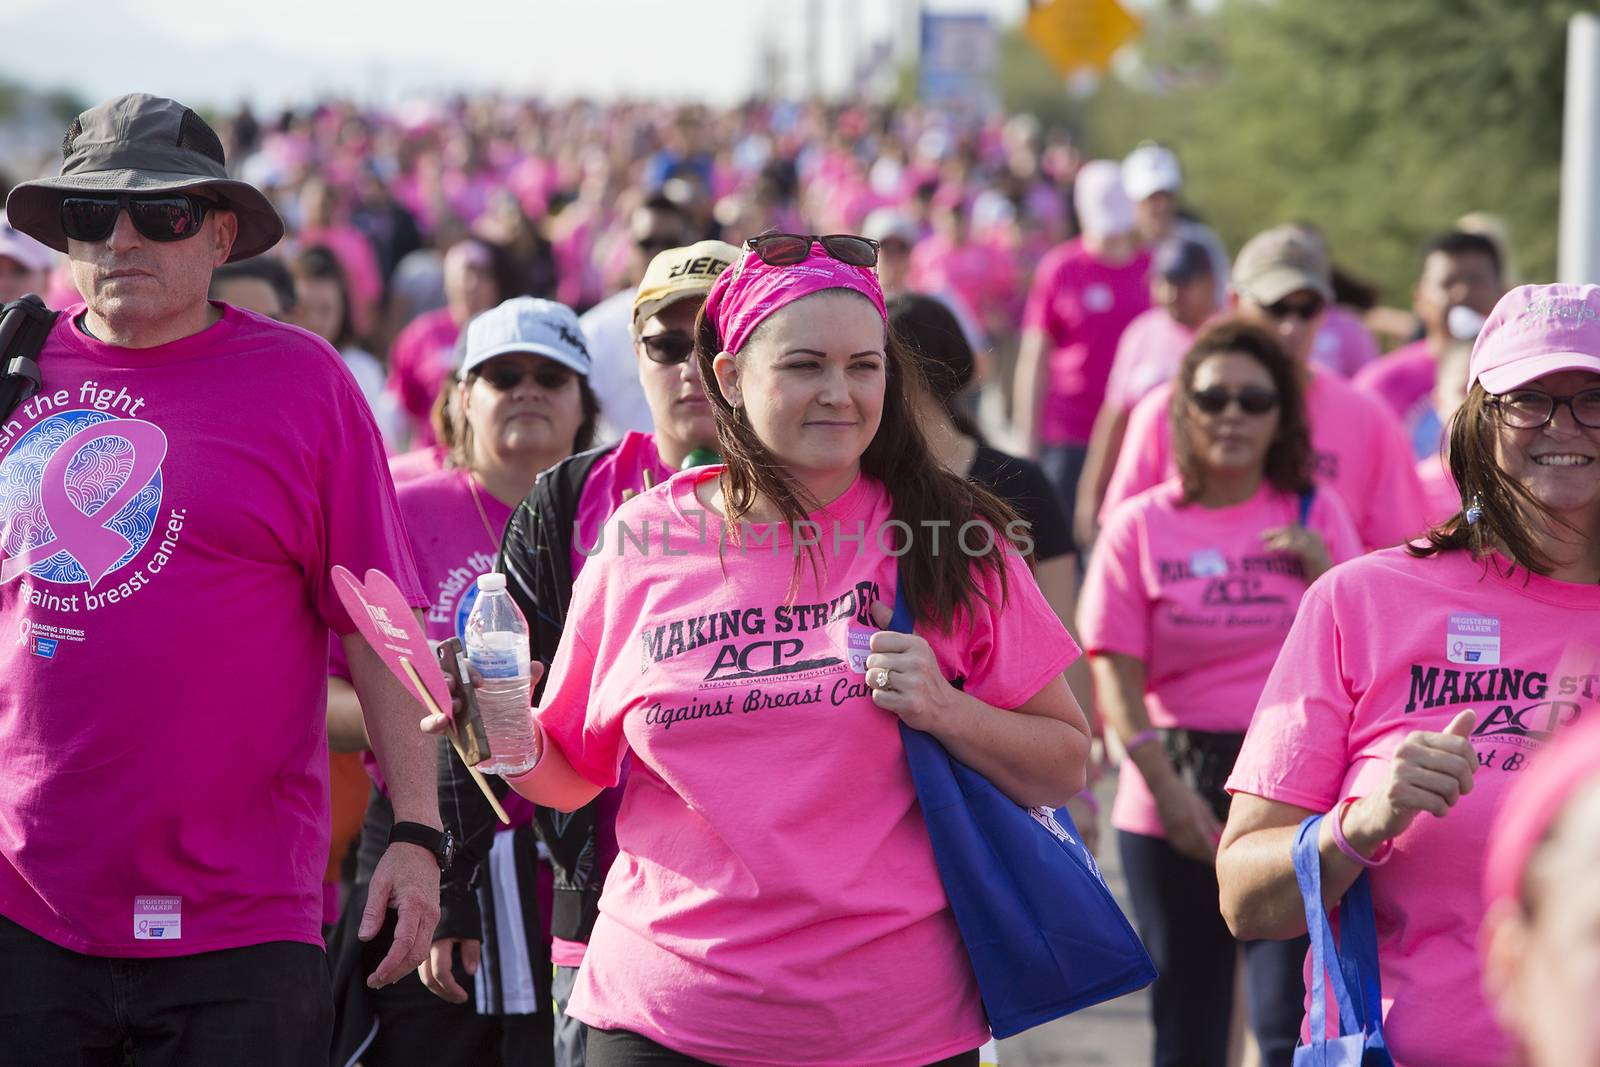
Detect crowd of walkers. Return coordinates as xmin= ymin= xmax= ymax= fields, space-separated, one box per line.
xmin=1 ymin=89 xmax=1598 ymax=1067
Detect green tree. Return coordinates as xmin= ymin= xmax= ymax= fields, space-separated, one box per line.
xmin=1007 ymin=0 xmax=1585 ymax=301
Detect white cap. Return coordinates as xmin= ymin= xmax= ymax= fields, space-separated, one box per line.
xmin=1121 ymin=143 xmax=1183 ymax=202
xmin=462 ymin=297 xmax=591 ymax=379
xmin=1074 ymin=160 xmax=1135 ymax=239
xmin=0 ymin=212 xmax=53 ymax=273
xmin=476 ymin=573 xmax=507 ymax=591
xmin=861 ymin=208 xmax=920 ymax=247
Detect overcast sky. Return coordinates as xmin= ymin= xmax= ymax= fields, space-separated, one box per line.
xmin=3 ymin=0 xmax=1045 ymax=111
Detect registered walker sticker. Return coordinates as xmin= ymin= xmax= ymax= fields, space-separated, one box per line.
xmin=1447 ymin=613 xmax=1501 ymax=665
xmin=134 ymin=895 xmax=182 ymax=940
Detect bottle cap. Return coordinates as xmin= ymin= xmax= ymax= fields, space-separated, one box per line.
xmin=476 ymin=573 xmax=507 ymax=592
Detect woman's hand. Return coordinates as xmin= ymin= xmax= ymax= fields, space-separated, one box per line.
xmin=1153 ymin=778 xmax=1223 ymax=865
xmin=864 ymin=599 xmax=964 ymax=733
xmin=1261 ymin=523 xmax=1334 ymax=581
xmin=1343 ymin=710 xmax=1478 ymax=853
xmin=420 ymin=660 xmax=545 ymax=736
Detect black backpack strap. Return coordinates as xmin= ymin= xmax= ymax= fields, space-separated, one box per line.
xmin=0 ymin=295 xmax=60 ymax=425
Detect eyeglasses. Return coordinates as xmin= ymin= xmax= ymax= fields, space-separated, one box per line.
xmin=639 ymin=332 xmax=695 ymax=366
xmin=1190 ymin=386 xmax=1281 ymax=416
xmin=1490 ymin=387 xmax=1600 ymax=430
xmin=744 ymin=232 xmax=880 ymax=269
xmin=60 ymin=193 xmax=215 ymax=244
xmin=473 ymin=360 xmax=577 ymax=392
xmin=1260 ymin=297 xmax=1325 ymax=322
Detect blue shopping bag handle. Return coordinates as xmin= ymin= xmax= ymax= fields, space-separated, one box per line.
xmin=1293 ymin=815 xmax=1388 ymax=1050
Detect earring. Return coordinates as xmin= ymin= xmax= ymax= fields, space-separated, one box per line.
xmin=1465 ymin=494 xmax=1483 ymax=525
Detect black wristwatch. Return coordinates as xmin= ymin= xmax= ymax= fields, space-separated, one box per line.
xmin=388 ymin=821 xmax=458 ymax=871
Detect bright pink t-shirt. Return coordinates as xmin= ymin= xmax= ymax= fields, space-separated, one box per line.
xmin=1417 ymin=453 xmax=1459 ymax=529
xmin=1078 ymin=479 xmax=1361 ymax=837
xmin=1309 ymin=306 xmax=1380 ymax=379
xmin=388 ymin=445 xmax=448 ymax=487
xmin=570 ymin=432 xmax=677 ymax=579
xmin=386 ymin=307 xmax=461 ymax=448
xmin=538 ymin=468 xmax=1077 ymax=1066
xmin=908 ymin=234 xmax=1016 ymax=330
xmin=1101 ymin=368 xmax=1427 ymax=551
xmin=1101 ymin=308 xmax=1194 ymax=414
xmin=1227 ymin=548 xmax=1600 ymax=1067
xmin=394 ymin=469 xmax=533 ymax=829
xmin=1354 ymin=339 xmax=1435 ymax=446
xmin=1022 ymin=238 xmax=1153 ymax=445
xmin=0 ymin=304 xmax=424 ymax=957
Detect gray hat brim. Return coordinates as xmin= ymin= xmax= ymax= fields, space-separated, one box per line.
xmin=6 ymin=170 xmax=285 ymax=263
xmin=461 ymin=341 xmax=592 ymax=380
xmin=1235 ymin=267 xmax=1334 ymax=307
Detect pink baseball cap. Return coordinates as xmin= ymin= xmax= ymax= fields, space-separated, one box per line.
xmin=1469 ymin=283 xmax=1600 ymax=393
xmin=1483 ymin=713 xmax=1600 ymax=910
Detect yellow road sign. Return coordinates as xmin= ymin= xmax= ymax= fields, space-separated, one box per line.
xmin=1024 ymin=0 xmax=1143 ymax=75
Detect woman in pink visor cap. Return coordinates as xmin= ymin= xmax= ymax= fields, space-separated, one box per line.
xmin=436 ymin=233 xmax=1093 ymax=1067
xmin=1216 ymin=283 xmax=1600 ymax=1067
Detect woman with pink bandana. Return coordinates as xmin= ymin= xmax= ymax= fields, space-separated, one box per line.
xmin=432 ymin=234 xmax=1092 ymax=1066
xmin=1217 ymin=283 xmax=1600 ymax=1067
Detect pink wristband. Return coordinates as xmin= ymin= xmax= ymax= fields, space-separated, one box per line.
xmin=1124 ymin=729 xmax=1160 ymax=754
xmin=1330 ymin=797 xmax=1393 ymax=867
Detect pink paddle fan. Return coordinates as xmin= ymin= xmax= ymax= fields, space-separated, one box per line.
xmin=333 ymin=565 xmax=508 ymax=824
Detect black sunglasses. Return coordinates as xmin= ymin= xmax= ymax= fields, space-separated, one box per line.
xmin=473 ymin=360 xmax=577 ymax=392
xmin=1191 ymin=386 xmax=1281 ymax=416
xmin=744 ymin=232 xmax=880 ymax=269
xmin=1490 ymin=387 xmax=1600 ymax=430
xmin=639 ymin=332 xmax=695 ymax=366
xmin=1260 ymin=296 xmax=1325 ymax=322
xmin=60 ymin=192 xmax=216 ymax=244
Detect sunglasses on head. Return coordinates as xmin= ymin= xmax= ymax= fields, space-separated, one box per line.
xmin=1190 ymin=386 xmax=1281 ymax=416
xmin=744 ymin=232 xmax=880 ymax=269
xmin=1260 ymin=296 xmax=1325 ymax=322
xmin=639 ymin=332 xmax=695 ymax=366
xmin=60 ymin=192 xmax=216 ymax=244
xmin=473 ymin=360 xmax=577 ymax=392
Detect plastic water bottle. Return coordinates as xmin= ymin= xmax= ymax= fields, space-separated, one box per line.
xmin=464 ymin=573 xmax=538 ymax=776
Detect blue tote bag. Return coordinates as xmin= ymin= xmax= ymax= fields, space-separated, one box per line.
xmin=1291 ymin=815 xmax=1395 ymax=1066
xmin=888 ymin=582 xmax=1155 ymax=1039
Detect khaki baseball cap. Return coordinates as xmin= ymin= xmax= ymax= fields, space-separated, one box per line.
xmin=1232 ymin=225 xmax=1333 ymax=305
xmin=632 ymin=240 xmax=739 ymax=336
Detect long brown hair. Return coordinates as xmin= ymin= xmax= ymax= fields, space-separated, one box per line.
xmin=1408 ymin=384 xmax=1579 ymax=575
xmin=1170 ymin=319 xmax=1315 ymax=501
xmin=693 ymin=289 xmax=1020 ymax=630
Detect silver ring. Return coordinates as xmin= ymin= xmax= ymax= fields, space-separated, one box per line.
xmin=872 ymin=668 xmax=892 ymax=690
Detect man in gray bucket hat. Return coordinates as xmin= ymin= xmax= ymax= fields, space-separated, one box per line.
xmin=0 ymin=94 xmax=446 ymax=1065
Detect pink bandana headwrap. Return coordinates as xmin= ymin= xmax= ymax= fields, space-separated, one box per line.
xmin=703 ymin=243 xmax=888 ymax=355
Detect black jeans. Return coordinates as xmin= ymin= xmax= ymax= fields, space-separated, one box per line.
xmin=1119 ymin=831 xmax=1308 ymax=1067
xmin=0 ymin=913 xmax=332 ymax=1067
xmin=587 ymin=1028 xmax=980 ymax=1067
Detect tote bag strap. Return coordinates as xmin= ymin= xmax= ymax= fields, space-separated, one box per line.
xmin=1293 ymin=815 xmax=1363 ymax=1040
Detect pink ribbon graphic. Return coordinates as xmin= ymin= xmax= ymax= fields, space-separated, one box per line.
xmin=1 ymin=418 xmax=168 ymax=589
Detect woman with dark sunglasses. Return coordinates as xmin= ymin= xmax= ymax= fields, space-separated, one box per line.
xmin=1219 ymin=283 xmax=1600 ymax=1067
xmin=329 ymin=297 xmax=598 ymax=1067
xmin=1080 ymin=320 xmax=1362 ymax=1067
xmin=429 ymin=236 xmax=1091 ymax=1066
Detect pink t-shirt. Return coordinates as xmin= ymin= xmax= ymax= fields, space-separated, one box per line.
xmin=570 ymin=431 xmax=677 ymax=578
xmin=1309 ymin=306 xmax=1380 ymax=379
xmin=1101 ymin=307 xmax=1194 ymax=414
xmin=1227 ymin=548 xmax=1600 ymax=1067
xmin=1101 ymin=367 xmax=1427 ymax=551
xmin=539 ymin=468 xmax=1077 ymax=1066
xmin=1353 ymin=339 xmax=1435 ymax=452
xmin=394 ymin=469 xmax=533 ymax=829
xmin=386 ymin=307 xmax=461 ymax=448
xmin=1022 ymin=238 xmax=1153 ymax=445
xmin=908 ymin=234 xmax=1016 ymax=329
xmin=0 ymin=304 xmax=423 ymax=957
xmin=1078 ymin=479 xmax=1361 ymax=837
xmin=388 ymin=444 xmax=448 ymax=487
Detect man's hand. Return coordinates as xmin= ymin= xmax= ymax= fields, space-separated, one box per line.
xmin=421 ymin=661 xmax=545 ymax=736
xmin=418 ymin=937 xmax=481 ymax=1004
xmin=360 ymin=842 xmax=441 ymax=988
